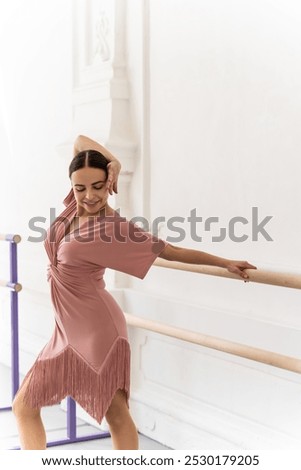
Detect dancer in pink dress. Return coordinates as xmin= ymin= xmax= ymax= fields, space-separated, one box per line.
xmin=13 ymin=135 xmax=256 ymax=450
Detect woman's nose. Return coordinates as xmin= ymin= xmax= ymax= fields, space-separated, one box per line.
xmin=85 ymin=189 xmax=95 ymax=200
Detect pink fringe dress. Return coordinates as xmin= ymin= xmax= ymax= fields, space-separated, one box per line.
xmin=20 ymin=188 xmax=168 ymax=423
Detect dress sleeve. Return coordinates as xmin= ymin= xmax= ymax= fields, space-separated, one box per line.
xmin=92 ymin=214 xmax=169 ymax=279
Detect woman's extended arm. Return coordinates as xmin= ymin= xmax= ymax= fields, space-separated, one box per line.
xmin=74 ymin=134 xmax=121 ymax=195
xmin=159 ymin=244 xmax=257 ymax=279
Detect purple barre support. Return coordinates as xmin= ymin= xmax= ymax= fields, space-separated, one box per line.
xmin=3 ymin=234 xmax=15 ymax=242
xmin=1 ymin=233 xmax=111 ymax=447
xmin=11 ymin=396 xmax=110 ymax=448
xmin=67 ymin=397 xmax=77 ymax=440
xmin=0 ymin=235 xmax=20 ymax=412
xmin=45 ymin=397 xmax=110 ymax=447
xmin=10 ymin=240 xmax=20 ymax=397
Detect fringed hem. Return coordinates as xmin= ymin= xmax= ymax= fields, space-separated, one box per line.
xmin=22 ymin=337 xmax=131 ymax=423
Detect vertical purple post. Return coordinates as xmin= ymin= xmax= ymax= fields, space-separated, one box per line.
xmin=67 ymin=397 xmax=77 ymax=441
xmin=10 ymin=240 xmax=20 ymax=398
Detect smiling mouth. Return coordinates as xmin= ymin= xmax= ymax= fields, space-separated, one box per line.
xmin=84 ymin=201 xmax=100 ymax=206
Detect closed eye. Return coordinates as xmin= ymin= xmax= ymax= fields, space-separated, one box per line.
xmin=75 ymin=186 xmax=104 ymax=192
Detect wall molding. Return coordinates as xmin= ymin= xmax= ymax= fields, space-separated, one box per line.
xmin=141 ymin=0 xmax=151 ymax=221
xmin=123 ymin=288 xmax=301 ymax=449
xmin=130 ymin=388 xmax=300 ymax=449
xmin=62 ymin=286 xmax=301 ymax=448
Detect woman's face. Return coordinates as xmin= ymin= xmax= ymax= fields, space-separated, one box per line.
xmin=71 ymin=167 xmax=109 ymax=216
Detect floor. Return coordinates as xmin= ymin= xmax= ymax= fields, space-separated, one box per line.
xmin=0 ymin=364 xmax=170 ymax=450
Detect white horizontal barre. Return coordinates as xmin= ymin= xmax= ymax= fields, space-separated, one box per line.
xmin=0 ymin=280 xmax=22 ymax=292
xmin=124 ymin=312 xmax=301 ymax=374
xmin=154 ymin=258 xmax=301 ymax=290
xmin=0 ymin=233 xmax=21 ymax=243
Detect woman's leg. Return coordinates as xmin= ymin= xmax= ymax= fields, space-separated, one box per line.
xmin=105 ymin=389 xmax=139 ymax=450
xmin=12 ymin=374 xmax=47 ymax=450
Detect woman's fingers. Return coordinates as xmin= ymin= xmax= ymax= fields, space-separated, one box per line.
xmin=106 ymin=179 xmax=113 ymax=195
xmin=227 ymin=261 xmax=257 ymax=280
xmin=106 ymin=161 xmax=120 ymax=195
xmin=113 ymin=182 xmax=118 ymax=194
xmin=243 ymin=262 xmax=257 ymax=270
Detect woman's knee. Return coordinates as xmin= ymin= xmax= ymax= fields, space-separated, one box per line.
xmin=12 ymin=392 xmax=40 ymax=419
xmin=105 ymin=389 xmax=129 ymax=427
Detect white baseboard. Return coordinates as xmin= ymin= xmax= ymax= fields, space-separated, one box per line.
xmin=129 ymin=388 xmax=300 ymax=450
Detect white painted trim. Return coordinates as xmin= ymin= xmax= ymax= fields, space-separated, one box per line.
xmin=130 ymin=388 xmax=300 ymax=449
xmin=141 ymin=0 xmax=151 ymax=221
xmin=70 ymin=287 xmax=301 ymax=449
xmin=72 ymin=83 xmax=111 ymax=105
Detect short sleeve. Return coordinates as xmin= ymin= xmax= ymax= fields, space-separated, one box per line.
xmin=91 ymin=214 xmax=169 ymax=279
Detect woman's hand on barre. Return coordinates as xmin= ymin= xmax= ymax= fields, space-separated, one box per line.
xmin=159 ymin=244 xmax=257 ymax=280
xmin=224 ymin=260 xmax=257 ymax=280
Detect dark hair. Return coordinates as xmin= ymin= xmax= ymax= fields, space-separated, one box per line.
xmin=68 ymin=149 xmax=109 ymax=179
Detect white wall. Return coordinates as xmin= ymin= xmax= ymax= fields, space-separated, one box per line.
xmin=0 ymin=0 xmax=300 ymax=450
xmin=126 ymin=0 xmax=301 ymax=449
xmin=141 ymin=0 xmax=301 ymax=301
xmin=0 ymin=0 xmax=73 ymax=372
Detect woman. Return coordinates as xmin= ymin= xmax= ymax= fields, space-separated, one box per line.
xmin=12 ymin=135 xmax=256 ymax=450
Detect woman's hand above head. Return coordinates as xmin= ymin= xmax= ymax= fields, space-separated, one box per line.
xmin=106 ymin=160 xmax=121 ymax=195
xmin=73 ymin=135 xmax=122 ymax=195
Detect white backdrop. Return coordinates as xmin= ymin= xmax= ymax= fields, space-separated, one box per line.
xmin=127 ymin=0 xmax=301 ymax=449
xmin=0 ymin=0 xmax=300 ymax=449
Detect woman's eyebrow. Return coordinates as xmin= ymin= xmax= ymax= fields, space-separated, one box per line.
xmin=74 ymin=180 xmax=106 ymax=187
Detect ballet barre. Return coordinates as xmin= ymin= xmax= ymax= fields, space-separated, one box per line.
xmin=0 ymin=280 xmax=22 ymax=293
xmin=0 ymin=233 xmax=22 ymax=411
xmin=0 ymin=234 xmax=21 ymax=244
xmin=124 ymin=313 xmax=301 ymax=374
xmin=131 ymin=258 xmax=301 ymax=374
xmin=153 ymin=258 xmax=301 ymax=290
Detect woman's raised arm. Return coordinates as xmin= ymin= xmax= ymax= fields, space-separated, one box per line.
xmin=74 ymin=135 xmax=121 ymax=195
